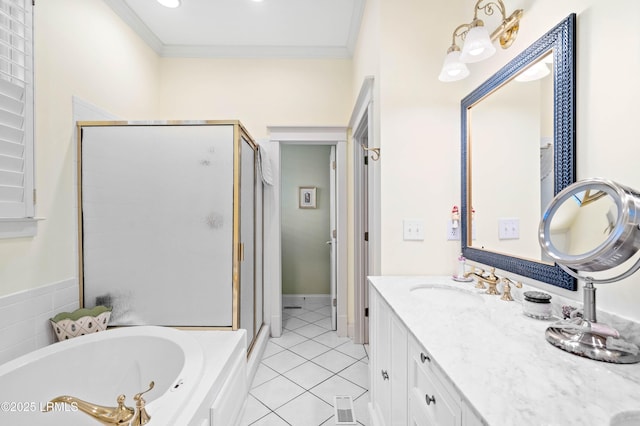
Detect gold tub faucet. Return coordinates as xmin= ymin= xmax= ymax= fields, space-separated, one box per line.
xmin=45 ymin=381 xmax=154 ymax=426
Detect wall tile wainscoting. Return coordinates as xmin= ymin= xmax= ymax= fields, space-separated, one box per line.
xmin=242 ymin=299 xmax=369 ymax=425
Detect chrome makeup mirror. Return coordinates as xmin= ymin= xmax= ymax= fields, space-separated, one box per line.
xmin=539 ymin=178 xmax=640 ymax=363
xmin=461 ymin=14 xmax=577 ymax=291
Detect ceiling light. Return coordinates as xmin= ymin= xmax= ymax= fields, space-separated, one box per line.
xmin=157 ymin=0 xmax=181 ymax=8
xmin=439 ymin=0 xmax=523 ymax=82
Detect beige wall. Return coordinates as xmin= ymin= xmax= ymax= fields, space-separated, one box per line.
xmin=157 ymin=58 xmax=353 ymax=140
xmin=281 ymin=145 xmax=332 ymax=295
xmin=4 ymin=0 xmax=640 ymax=328
xmin=0 ymin=0 xmax=160 ymax=297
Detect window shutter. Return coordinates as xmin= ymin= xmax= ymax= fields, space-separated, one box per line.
xmin=0 ymin=0 xmax=33 ymax=218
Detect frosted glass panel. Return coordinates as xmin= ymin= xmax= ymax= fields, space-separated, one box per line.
xmin=240 ymin=137 xmax=255 ymax=340
xmin=81 ymin=125 xmax=234 ymax=326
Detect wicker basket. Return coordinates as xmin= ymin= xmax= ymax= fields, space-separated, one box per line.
xmin=50 ymin=306 xmax=112 ymax=341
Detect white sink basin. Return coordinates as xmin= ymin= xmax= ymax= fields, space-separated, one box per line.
xmin=610 ymin=411 xmax=640 ymax=426
xmin=409 ymin=284 xmax=485 ymax=309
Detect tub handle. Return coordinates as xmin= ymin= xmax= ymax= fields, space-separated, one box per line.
xmin=131 ymin=381 xmax=154 ymax=426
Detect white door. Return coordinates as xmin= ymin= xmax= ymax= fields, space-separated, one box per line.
xmin=329 ymin=146 xmax=337 ymax=330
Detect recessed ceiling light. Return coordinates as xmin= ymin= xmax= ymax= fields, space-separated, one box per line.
xmin=157 ymin=0 xmax=181 ymax=8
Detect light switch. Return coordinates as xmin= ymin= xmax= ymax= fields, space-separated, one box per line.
xmin=403 ymin=219 xmax=425 ymax=241
xmin=498 ymin=218 xmax=520 ymax=240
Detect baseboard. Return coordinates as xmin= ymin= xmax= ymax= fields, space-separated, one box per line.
xmin=282 ymin=294 xmax=330 ymax=308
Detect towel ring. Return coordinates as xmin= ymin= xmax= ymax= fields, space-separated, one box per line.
xmin=361 ymin=144 xmax=380 ymax=161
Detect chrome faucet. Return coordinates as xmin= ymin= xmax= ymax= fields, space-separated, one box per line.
xmin=45 ymin=381 xmax=154 ymax=426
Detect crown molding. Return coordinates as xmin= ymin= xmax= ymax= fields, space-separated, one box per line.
xmin=103 ymin=0 xmax=363 ymax=59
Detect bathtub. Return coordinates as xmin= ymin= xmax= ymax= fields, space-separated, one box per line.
xmin=0 ymin=326 xmax=247 ymax=426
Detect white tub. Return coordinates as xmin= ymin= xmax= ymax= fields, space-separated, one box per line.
xmin=0 ymin=326 xmax=247 ymax=426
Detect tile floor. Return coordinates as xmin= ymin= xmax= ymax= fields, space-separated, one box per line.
xmin=241 ymin=300 xmax=370 ymax=425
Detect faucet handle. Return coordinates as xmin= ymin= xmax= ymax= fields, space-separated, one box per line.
xmin=133 ymin=381 xmax=154 ymax=402
xmin=131 ymin=381 xmax=154 ymax=426
xmin=500 ymin=277 xmax=522 ymax=301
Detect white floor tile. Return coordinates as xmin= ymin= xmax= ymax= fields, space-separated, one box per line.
xmin=310 ymin=375 xmax=367 ymax=406
xmin=335 ymin=341 xmax=367 ymax=360
xmin=289 ymin=339 xmax=332 ymax=360
xmin=296 ymin=323 xmax=331 ymax=339
xmin=312 ymin=349 xmax=359 ymax=374
xmin=257 ymin=312 xmax=371 ymax=426
xmin=314 ymin=317 xmax=333 ymax=330
xmin=353 ymin=391 xmax=370 ymax=426
xmin=338 ymin=360 xmax=369 ymax=390
xmin=262 ymin=349 xmax=307 ymax=374
xmin=270 ymin=330 xmax=308 ymax=348
xmin=262 ymin=341 xmax=286 ymax=359
xmin=240 ymin=394 xmax=271 ymax=425
xmin=286 ymin=308 xmax=312 ymax=318
xmin=305 ymin=301 xmax=330 ymax=310
xmin=314 ymin=306 xmax=332 ymax=315
xmin=282 ymin=361 xmax=334 ymax=390
xmin=250 ymin=375 xmax=305 ymax=411
xmin=313 ymin=331 xmax=351 ymax=348
xmin=275 ymin=391 xmax=335 ymax=426
xmin=283 ymin=316 xmax=309 ymax=331
xmin=251 ymin=363 xmax=280 ymax=389
xmin=296 ymin=311 xmax=326 ymax=323
xmin=249 ymin=412 xmax=290 ymax=426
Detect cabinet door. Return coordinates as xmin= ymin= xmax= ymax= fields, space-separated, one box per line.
xmin=370 ymin=288 xmax=391 ymax=424
xmin=408 ymin=336 xmax=461 ymax=426
xmin=389 ymin=311 xmax=407 ymax=425
xmin=369 ymin=287 xmax=408 ymax=426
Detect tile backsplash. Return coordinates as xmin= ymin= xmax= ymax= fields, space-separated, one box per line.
xmin=0 ymin=278 xmax=78 ymax=365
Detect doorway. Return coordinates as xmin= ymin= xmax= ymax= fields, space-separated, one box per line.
xmin=280 ymin=145 xmax=336 ymax=328
xmin=265 ymin=127 xmax=348 ymax=338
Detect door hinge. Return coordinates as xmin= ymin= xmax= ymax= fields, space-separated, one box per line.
xmin=364 ymin=231 xmax=369 ymax=242
xmin=333 ymin=298 xmax=337 ymax=307
xmin=332 ymin=160 xmax=336 ymax=170
xmin=365 ymin=307 xmax=369 ymax=317
xmin=33 ymin=189 xmax=36 ymax=204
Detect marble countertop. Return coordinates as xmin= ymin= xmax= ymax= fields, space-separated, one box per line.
xmin=368 ymin=275 xmax=640 ymax=426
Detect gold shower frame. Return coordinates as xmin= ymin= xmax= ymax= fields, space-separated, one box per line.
xmin=76 ymin=120 xmax=261 ymax=336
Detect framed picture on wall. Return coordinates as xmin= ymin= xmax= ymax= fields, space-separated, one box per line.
xmin=299 ymin=187 xmax=317 ymax=209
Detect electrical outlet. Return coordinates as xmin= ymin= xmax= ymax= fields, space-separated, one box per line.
xmin=403 ymin=219 xmax=425 ymax=241
xmin=447 ymin=221 xmax=460 ymax=240
xmin=498 ymin=218 xmax=520 ymax=240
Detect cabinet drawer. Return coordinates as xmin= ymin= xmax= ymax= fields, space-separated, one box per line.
xmin=408 ymin=336 xmax=461 ymax=426
xmin=409 ymin=359 xmax=460 ymax=426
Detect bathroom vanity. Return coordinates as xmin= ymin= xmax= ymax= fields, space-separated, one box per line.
xmin=368 ymin=276 xmax=640 ymax=425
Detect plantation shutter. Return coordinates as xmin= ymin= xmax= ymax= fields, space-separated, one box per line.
xmin=0 ymin=0 xmax=33 ymax=218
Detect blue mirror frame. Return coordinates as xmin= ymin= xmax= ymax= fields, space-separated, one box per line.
xmin=461 ymin=14 xmax=577 ymax=290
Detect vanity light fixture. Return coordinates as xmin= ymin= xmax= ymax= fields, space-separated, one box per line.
xmin=157 ymin=0 xmax=181 ymax=8
xmin=514 ymin=61 xmax=550 ymax=82
xmin=438 ymin=0 xmax=523 ymax=82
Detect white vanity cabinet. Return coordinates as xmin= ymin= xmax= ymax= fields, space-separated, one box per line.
xmin=370 ymin=285 xmax=485 ymax=426
xmin=370 ymin=287 xmax=408 ymax=426
xmin=408 ymin=334 xmax=461 ymax=425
